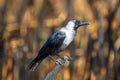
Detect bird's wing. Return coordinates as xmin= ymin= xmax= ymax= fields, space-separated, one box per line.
xmin=28 ymin=31 xmax=66 ymax=71
xmin=45 ymin=31 xmax=66 ymax=51
xmin=37 ymin=31 xmax=66 ymax=57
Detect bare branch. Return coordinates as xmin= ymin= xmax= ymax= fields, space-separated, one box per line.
xmin=44 ymin=56 xmax=72 ymax=80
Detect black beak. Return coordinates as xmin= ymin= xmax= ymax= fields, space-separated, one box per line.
xmin=79 ymin=21 xmax=89 ymax=26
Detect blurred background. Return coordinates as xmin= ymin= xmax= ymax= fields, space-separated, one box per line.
xmin=0 ymin=0 xmax=120 ymax=80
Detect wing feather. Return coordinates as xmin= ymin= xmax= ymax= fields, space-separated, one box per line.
xmin=37 ymin=31 xmax=66 ymax=58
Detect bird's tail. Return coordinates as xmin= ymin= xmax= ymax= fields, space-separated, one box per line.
xmin=27 ymin=57 xmax=43 ymax=71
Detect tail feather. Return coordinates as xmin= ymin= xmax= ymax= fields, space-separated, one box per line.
xmin=27 ymin=58 xmax=42 ymax=71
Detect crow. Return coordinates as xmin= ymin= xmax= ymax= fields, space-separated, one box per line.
xmin=28 ymin=19 xmax=89 ymax=71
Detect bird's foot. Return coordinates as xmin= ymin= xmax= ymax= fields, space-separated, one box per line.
xmin=55 ymin=56 xmax=72 ymax=65
xmin=55 ymin=58 xmax=64 ymax=65
xmin=61 ymin=56 xmax=72 ymax=61
xmin=48 ymin=55 xmax=72 ymax=65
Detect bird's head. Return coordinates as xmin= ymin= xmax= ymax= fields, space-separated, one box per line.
xmin=65 ymin=19 xmax=89 ymax=30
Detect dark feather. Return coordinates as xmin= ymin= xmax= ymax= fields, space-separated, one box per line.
xmin=28 ymin=31 xmax=66 ymax=70
xmin=38 ymin=31 xmax=66 ymax=56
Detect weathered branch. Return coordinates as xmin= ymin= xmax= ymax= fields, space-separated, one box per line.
xmin=44 ymin=56 xmax=72 ymax=80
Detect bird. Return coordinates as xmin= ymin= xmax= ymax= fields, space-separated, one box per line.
xmin=28 ymin=19 xmax=89 ymax=71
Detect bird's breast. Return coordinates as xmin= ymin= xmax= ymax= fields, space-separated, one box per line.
xmin=60 ymin=29 xmax=76 ymax=50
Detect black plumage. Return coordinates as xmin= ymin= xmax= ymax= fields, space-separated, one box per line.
xmin=28 ymin=31 xmax=66 ymax=70
xmin=28 ymin=19 xmax=89 ymax=71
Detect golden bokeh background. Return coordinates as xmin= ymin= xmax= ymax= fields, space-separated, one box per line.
xmin=0 ymin=0 xmax=120 ymax=80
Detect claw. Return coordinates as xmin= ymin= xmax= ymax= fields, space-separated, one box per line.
xmin=55 ymin=56 xmax=72 ymax=66
xmin=55 ymin=59 xmax=64 ymax=65
xmin=61 ymin=56 xmax=72 ymax=61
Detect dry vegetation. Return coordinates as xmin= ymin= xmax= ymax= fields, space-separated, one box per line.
xmin=0 ymin=0 xmax=120 ymax=80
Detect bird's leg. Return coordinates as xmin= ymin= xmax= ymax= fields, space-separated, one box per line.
xmin=55 ymin=54 xmax=61 ymax=58
xmin=48 ymin=55 xmax=56 ymax=62
xmin=48 ymin=55 xmax=66 ymax=65
xmin=55 ymin=58 xmax=64 ymax=65
xmin=55 ymin=56 xmax=72 ymax=65
xmin=48 ymin=55 xmax=63 ymax=65
xmin=55 ymin=54 xmax=65 ymax=65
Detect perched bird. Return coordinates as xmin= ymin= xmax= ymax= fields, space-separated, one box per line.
xmin=28 ymin=19 xmax=89 ymax=71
